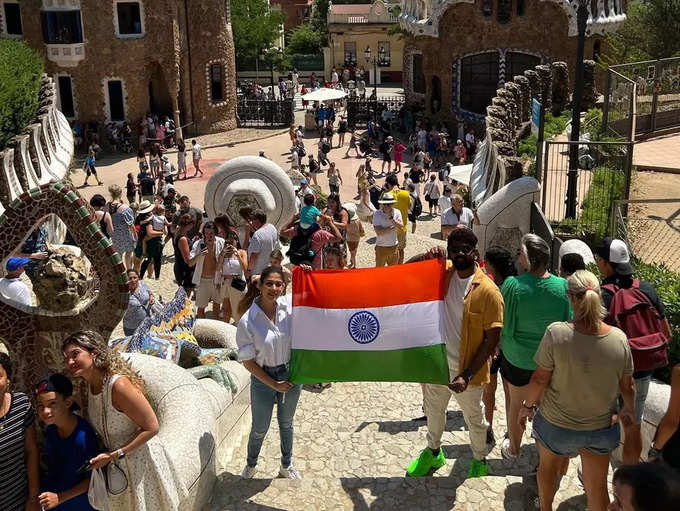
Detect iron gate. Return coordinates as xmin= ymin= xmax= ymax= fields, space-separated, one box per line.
xmin=346 ymin=95 xmax=405 ymax=128
xmin=236 ymin=98 xmax=294 ymax=128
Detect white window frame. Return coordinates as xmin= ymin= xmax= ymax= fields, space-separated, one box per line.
xmin=205 ymin=60 xmax=228 ymax=107
xmin=1 ymin=1 xmax=23 ymax=38
xmin=113 ymin=0 xmax=145 ymax=39
xmin=103 ymin=77 xmax=127 ymax=122
xmin=55 ymin=73 xmax=77 ymax=120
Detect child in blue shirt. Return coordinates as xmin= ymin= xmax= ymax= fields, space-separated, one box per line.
xmin=35 ymin=373 xmax=98 ymax=511
xmin=299 ymin=193 xmax=321 ymax=236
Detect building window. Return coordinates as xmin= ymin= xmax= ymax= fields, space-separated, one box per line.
xmin=482 ymin=0 xmax=492 ymax=17
xmin=209 ymin=63 xmax=224 ymax=102
xmin=115 ymin=1 xmax=143 ymax=36
xmin=378 ymin=41 xmax=390 ymax=67
xmin=413 ymin=54 xmax=425 ymax=94
xmin=516 ymin=0 xmax=525 ymax=16
xmin=505 ymin=51 xmax=540 ymax=81
xmin=460 ymin=52 xmax=500 ymax=115
xmin=107 ymin=80 xmax=125 ymax=121
xmin=3 ymin=2 xmax=22 ymax=35
xmin=57 ymin=76 xmax=75 ymax=118
xmin=344 ymin=42 xmax=356 ymax=66
xmin=497 ymin=0 xmax=511 ymax=23
xmin=41 ymin=10 xmax=83 ymax=44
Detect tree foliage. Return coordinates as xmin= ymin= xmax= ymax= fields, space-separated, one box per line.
xmin=310 ymin=0 xmax=330 ymax=43
xmin=0 ymin=39 xmax=43 ymax=151
xmin=286 ymin=23 xmax=323 ymax=55
xmin=231 ymin=0 xmax=286 ymax=60
xmin=600 ymin=0 xmax=680 ymax=67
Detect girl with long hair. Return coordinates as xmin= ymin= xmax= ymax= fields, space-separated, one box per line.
xmin=62 ymin=331 xmax=186 ymax=510
xmin=236 ymin=267 xmax=302 ymax=480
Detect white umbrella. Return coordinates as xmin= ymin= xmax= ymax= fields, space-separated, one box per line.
xmin=301 ymin=88 xmax=347 ymax=102
xmin=448 ymin=163 xmax=473 ymax=186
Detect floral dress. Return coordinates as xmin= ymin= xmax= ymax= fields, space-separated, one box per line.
xmin=110 ymin=203 xmax=137 ymax=253
xmin=88 ymin=375 xmax=187 ymax=511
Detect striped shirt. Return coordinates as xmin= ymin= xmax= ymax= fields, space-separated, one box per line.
xmin=0 ymin=392 xmax=35 ymax=511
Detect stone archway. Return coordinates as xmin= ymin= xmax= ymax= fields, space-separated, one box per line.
xmin=149 ymin=62 xmax=174 ymax=117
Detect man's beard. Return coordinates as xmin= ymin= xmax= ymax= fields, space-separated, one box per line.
xmin=452 ymin=255 xmax=473 ymax=271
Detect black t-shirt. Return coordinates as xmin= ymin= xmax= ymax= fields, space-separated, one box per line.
xmin=126 ymin=179 xmax=135 ymax=196
xmin=140 ymin=177 xmax=155 ymax=196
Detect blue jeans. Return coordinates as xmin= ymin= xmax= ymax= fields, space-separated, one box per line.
xmin=533 ymin=411 xmax=620 ymax=457
xmin=247 ymin=364 xmax=302 ymax=468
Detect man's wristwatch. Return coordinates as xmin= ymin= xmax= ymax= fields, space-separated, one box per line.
xmin=460 ymin=369 xmax=473 ymax=382
xmin=648 ymin=443 xmax=663 ymax=459
xmin=115 ymin=448 xmax=126 ymax=460
xmin=522 ymin=400 xmax=537 ymax=412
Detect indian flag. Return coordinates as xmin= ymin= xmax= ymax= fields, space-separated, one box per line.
xmin=289 ymin=259 xmax=450 ymax=384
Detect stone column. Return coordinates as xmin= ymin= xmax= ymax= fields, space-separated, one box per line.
xmin=551 ymin=61 xmax=569 ymax=115
xmin=582 ymin=59 xmax=598 ymax=110
xmin=504 ymin=82 xmax=522 ymax=128
xmin=497 ymin=89 xmax=517 ymax=134
xmin=535 ymin=65 xmax=553 ymax=113
xmin=524 ymin=69 xmax=540 ymax=103
xmin=514 ymin=75 xmax=531 ymax=123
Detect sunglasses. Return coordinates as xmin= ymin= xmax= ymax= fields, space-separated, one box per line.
xmin=448 ymin=245 xmax=475 ymax=256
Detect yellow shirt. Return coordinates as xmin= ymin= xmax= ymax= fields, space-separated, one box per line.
xmin=444 ymin=265 xmax=504 ymax=386
xmin=390 ymin=188 xmax=411 ymax=233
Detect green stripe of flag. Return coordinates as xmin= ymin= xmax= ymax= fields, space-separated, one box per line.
xmin=289 ymin=344 xmax=450 ymax=385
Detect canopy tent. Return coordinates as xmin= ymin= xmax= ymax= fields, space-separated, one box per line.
xmin=301 ymin=88 xmax=347 ymax=102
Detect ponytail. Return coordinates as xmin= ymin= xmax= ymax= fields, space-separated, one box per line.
xmin=567 ymin=270 xmax=606 ymax=332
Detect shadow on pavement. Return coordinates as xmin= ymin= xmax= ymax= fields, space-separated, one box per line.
xmin=354 ymin=410 xmax=466 ymax=434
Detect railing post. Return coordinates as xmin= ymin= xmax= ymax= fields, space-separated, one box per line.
xmin=622 ymin=142 xmax=634 ymax=220
xmin=602 ymin=69 xmax=611 ymax=135
xmin=541 ymin=142 xmax=550 ymax=210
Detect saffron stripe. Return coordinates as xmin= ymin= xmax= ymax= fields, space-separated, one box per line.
xmin=292 ymin=258 xmax=445 ymax=309
xmin=289 ymin=345 xmax=451 ymax=384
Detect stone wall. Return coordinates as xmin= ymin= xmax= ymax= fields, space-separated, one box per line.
xmin=17 ymin=0 xmax=236 ymax=136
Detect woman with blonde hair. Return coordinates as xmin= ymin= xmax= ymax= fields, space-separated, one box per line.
xmin=62 ymin=331 xmax=186 ymax=510
xmin=518 ymin=270 xmax=636 ymax=511
xmin=108 ymin=184 xmax=137 ymax=269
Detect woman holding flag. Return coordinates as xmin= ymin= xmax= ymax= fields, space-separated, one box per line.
xmin=236 ymin=266 xmax=303 ymax=480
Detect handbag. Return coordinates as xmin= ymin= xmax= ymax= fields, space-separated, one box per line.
xmin=101 ymin=376 xmax=129 ymax=495
xmin=231 ymin=276 xmax=247 ymax=292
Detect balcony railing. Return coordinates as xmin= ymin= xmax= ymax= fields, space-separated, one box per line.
xmin=328 ymin=11 xmax=397 ymax=24
xmin=46 ymin=43 xmax=85 ymax=67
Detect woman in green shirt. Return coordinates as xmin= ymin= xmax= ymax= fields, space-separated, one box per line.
xmin=500 ymin=234 xmax=572 ymax=460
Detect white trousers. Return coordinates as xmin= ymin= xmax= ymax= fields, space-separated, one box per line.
xmin=422 ymin=383 xmax=488 ymax=460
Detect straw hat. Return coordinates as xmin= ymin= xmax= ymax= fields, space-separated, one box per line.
xmin=343 ymin=202 xmax=359 ymax=221
xmin=378 ymin=193 xmax=396 ymax=205
xmin=138 ymin=200 xmax=154 ymax=214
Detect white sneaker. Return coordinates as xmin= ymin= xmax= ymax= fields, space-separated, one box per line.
xmin=501 ymin=437 xmax=519 ymax=460
xmin=240 ymin=465 xmax=257 ymax=479
xmin=279 ymin=464 xmax=302 ymax=479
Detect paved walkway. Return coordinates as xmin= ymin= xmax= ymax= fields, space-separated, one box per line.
xmin=633 ymin=133 xmax=680 ymax=173
xmin=210 ymin=380 xmax=594 ymax=510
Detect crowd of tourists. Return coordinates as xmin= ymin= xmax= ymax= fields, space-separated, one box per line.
xmin=2 ymin=118 xmax=680 ymax=511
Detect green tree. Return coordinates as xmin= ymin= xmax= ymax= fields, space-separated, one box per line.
xmin=600 ymin=0 xmax=680 ymax=67
xmin=286 ymin=23 xmax=323 ymax=55
xmin=231 ymin=0 xmax=286 ymax=61
xmin=310 ymin=0 xmax=330 ymax=42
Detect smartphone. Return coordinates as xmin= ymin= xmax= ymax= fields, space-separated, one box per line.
xmin=199 ymin=241 xmax=207 ymax=250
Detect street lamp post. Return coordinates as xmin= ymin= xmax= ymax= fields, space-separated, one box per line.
xmin=566 ymin=0 xmax=589 ymax=218
xmin=364 ymin=46 xmax=386 ymax=123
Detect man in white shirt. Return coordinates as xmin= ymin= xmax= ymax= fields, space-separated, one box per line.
xmin=191 ymin=139 xmax=203 ymax=177
xmin=438 ymin=186 xmax=453 ymax=214
xmin=372 ymin=193 xmax=404 ymax=267
xmin=0 ymin=257 xmax=32 ymax=306
xmin=189 ymin=221 xmax=225 ymax=318
xmin=441 ymin=194 xmax=474 ymax=240
xmin=246 ymin=210 xmax=281 ymax=277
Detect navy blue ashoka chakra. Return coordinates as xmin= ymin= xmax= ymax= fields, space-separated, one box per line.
xmin=348 ymin=311 xmax=380 ymax=344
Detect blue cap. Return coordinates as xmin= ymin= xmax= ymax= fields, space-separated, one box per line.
xmin=300 ymin=178 xmax=308 ymax=184
xmin=6 ymin=257 xmax=29 ymax=272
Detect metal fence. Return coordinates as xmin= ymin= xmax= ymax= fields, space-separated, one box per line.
xmin=346 ymin=95 xmax=405 ymax=128
xmin=604 ymin=57 xmax=680 ymax=137
xmin=539 ymin=140 xmax=633 ymax=242
xmin=613 ymin=199 xmax=680 ymax=271
xmin=603 ymin=70 xmax=636 ymax=140
xmin=236 ymin=98 xmax=294 ymax=128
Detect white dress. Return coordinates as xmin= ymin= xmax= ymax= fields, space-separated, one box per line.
xmin=88 ymin=375 xmax=187 ymax=511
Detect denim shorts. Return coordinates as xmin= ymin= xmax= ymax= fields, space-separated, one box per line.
xmin=618 ymin=374 xmax=651 ymax=424
xmin=533 ymin=411 xmax=620 ymax=457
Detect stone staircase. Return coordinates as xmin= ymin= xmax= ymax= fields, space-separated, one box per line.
xmin=208 ymin=381 xmax=592 ymax=510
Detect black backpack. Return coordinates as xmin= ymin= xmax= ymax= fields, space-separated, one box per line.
xmin=322 ymin=141 xmax=331 ymax=154
xmin=287 ymin=228 xmax=315 ymax=265
xmin=411 ymin=193 xmax=423 ymax=217
xmin=297 ymin=145 xmax=306 ymax=157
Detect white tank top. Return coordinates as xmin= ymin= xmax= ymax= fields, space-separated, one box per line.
xmin=222 ymin=256 xmax=243 ymax=277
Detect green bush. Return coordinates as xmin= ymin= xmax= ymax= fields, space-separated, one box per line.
xmin=0 ymin=39 xmax=43 ymax=151
xmin=517 ymin=111 xmax=571 ymax=160
xmin=311 ymin=185 xmax=328 ymax=210
xmin=587 ymin=260 xmax=680 ymax=384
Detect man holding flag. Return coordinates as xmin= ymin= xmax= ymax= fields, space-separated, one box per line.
xmin=406 ymin=227 xmax=504 ymax=478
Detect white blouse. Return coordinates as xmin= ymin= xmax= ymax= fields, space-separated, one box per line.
xmin=236 ymin=295 xmax=292 ymax=367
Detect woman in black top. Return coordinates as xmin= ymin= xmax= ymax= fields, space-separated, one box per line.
xmin=337 ymin=116 xmax=348 ymax=147
xmin=89 ymin=194 xmax=113 ymax=238
xmin=172 ymin=213 xmax=196 ymax=290
xmin=126 ymin=172 xmax=137 ymax=204
xmin=0 ymin=353 xmax=40 ymax=511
